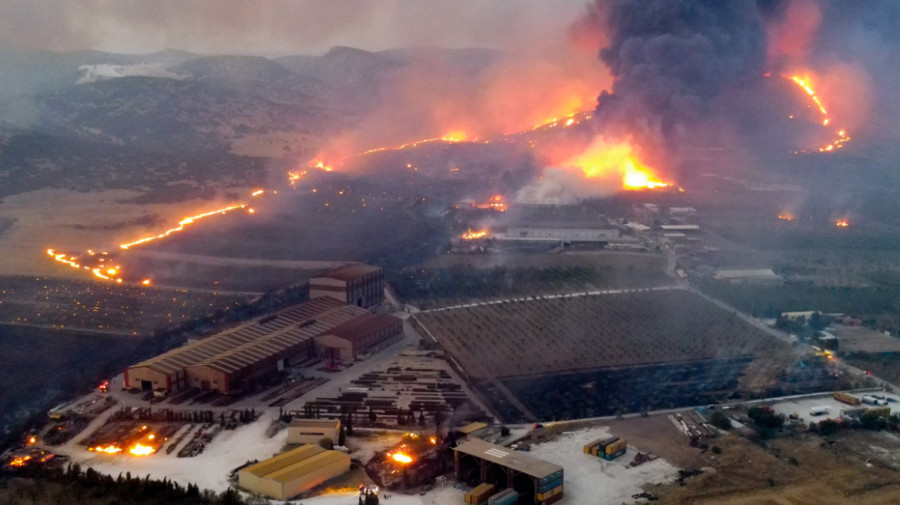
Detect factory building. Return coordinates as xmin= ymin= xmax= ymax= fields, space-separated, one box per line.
xmin=239 ymin=444 xmax=351 ymax=500
xmin=287 ymin=419 xmax=342 ymax=445
xmin=309 ymin=264 xmax=384 ymax=308
xmin=125 ymin=297 xmax=402 ymax=395
xmin=713 ymin=268 xmax=782 ymax=284
xmin=503 ymin=226 xmax=619 ymax=243
xmin=313 ymin=313 xmax=403 ymax=362
xmin=455 ymin=439 xmax=564 ymax=505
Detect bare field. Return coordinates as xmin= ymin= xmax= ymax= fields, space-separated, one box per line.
xmin=0 ymin=188 xmax=258 ymax=277
xmin=414 ymin=287 xmax=783 ymax=380
xmin=657 ymin=432 xmax=900 ymax=505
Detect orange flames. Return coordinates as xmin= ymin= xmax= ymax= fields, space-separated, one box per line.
xmin=461 ymin=229 xmax=488 ymax=240
xmin=128 ymin=443 xmax=156 ymax=456
xmin=390 ymin=452 xmax=412 ymax=464
xmin=787 ymin=73 xmax=851 ymax=152
xmin=778 ymin=213 xmax=795 ymax=222
xmin=89 ymin=444 xmax=122 ymax=454
xmin=835 ymin=219 xmax=849 ymax=228
xmin=120 ymin=203 xmax=249 ymax=250
xmin=563 ymin=138 xmax=669 ymax=190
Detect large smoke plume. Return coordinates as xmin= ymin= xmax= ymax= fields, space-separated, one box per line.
xmin=586 ymin=0 xmax=768 ymax=166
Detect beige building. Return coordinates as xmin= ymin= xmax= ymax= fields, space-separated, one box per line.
xmin=287 ymin=419 xmax=342 ymax=445
xmin=239 ymin=444 xmax=350 ymax=500
xmin=309 ymin=264 xmax=384 ymax=308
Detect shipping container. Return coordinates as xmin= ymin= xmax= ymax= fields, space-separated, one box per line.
xmin=466 ymin=483 xmax=496 ymax=505
xmin=833 ymin=392 xmax=861 ymax=406
xmin=809 ymin=406 xmax=830 ymax=416
xmin=542 ymin=491 xmax=564 ymax=505
xmin=865 ymin=406 xmax=891 ymax=417
xmin=488 ymin=489 xmax=518 ymax=505
xmin=590 ymin=445 xmax=599 ymax=456
xmin=536 ymin=485 xmax=563 ymax=501
xmin=862 ymin=396 xmax=888 ymax=406
xmin=539 ymin=470 xmax=564 ymax=485
xmin=605 ymin=438 xmax=627 ymax=455
xmin=602 ymin=447 xmax=626 ymax=460
xmin=538 ymin=476 xmax=563 ymax=493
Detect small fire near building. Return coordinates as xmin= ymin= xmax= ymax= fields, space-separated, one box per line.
xmin=309 ymin=264 xmax=385 ymax=308
xmin=454 ymin=439 xmax=564 ymax=505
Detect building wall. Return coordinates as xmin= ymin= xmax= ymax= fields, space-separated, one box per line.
xmin=287 ymin=422 xmax=341 ymax=445
xmin=125 ymin=366 xmax=175 ymax=392
xmin=274 ymin=454 xmax=351 ymax=500
xmin=309 ymin=278 xmax=348 ymax=304
xmin=185 ymin=365 xmax=230 ymax=393
xmin=310 ymin=269 xmax=384 ymax=308
xmin=506 ymin=227 xmax=619 ymax=242
xmin=238 ymin=470 xmax=262 ymax=495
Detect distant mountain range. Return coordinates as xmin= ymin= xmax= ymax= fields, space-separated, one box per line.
xmin=0 ymin=41 xmax=500 ymax=197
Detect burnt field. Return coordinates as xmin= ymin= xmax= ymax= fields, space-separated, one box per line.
xmin=413 ymin=287 xmax=850 ymax=422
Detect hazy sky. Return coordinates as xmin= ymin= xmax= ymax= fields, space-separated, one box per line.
xmin=0 ymin=0 xmax=589 ymax=55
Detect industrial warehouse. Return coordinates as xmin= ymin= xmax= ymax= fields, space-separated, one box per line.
xmin=455 ymin=439 xmax=564 ymax=505
xmin=125 ymin=266 xmax=401 ymax=394
xmin=309 ymin=263 xmax=385 ymax=308
xmin=238 ymin=444 xmax=351 ymax=500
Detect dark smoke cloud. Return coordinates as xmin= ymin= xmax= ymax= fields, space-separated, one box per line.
xmin=582 ymin=0 xmax=769 ymax=163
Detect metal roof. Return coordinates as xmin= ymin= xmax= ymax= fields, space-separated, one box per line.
xmin=456 ymin=422 xmax=488 ymax=434
xmin=189 ymin=305 xmax=369 ymax=374
xmin=242 ymin=444 xmax=326 ymax=477
xmin=128 ymin=297 xmax=349 ymax=376
xmin=289 ymin=419 xmax=341 ymax=430
xmin=454 ymin=439 xmax=562 ymax=479
xmin=319 ymin=313 xmax=401 ymax=345
xmin=264 ymin=450 xmax=350 ymax=484
xmin=311 ymin=264 xmax=381 ymax=282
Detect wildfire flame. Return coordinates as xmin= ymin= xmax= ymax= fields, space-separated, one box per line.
xmin=461 ymin=229 xmax=488 ymax=240
xmin=120 ymin=204 xmax=248 ymax=250
xmin=564 ymin=138 xmax=669 ymax=190
xmin=778 ymin=213 xmax=795 ymax=221
xmin=835 ymin=219 xmax=849 ymax=228
xmin=128 ymin=443 xmax=156 ymax=456
xmin=90 ymin=445 xmax=122 ymax=454
xmin=786 ymin=74 xmax=851 ymax=152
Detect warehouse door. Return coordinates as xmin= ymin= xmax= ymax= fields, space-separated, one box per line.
xmin=140 ymin=380 xmax=152 ymax=391
xmin=201 ymin=380 xmax=210 ymax=391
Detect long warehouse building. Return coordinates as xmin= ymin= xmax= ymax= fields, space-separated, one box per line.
xmin=455 ymin=439 xmax=564 ymax=505
xmin=125 ymin=297 xmax=402 ymax=394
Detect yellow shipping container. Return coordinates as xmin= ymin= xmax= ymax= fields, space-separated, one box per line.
xmin=605 ymin=439 xmax=627 ymax=455
xmin=833 ymin=392 xmax=861 ymax=406
xmin=536 ymin=485 xmax=563 ymax=502
xmin=466 ymin=483 xmax=496 ymax=504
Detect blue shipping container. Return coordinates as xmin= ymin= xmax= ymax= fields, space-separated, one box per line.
xmin=540 ymin=471 xmax=563 ymax=484
xmin=539 ymin=477 xmax=564 ymax=493
xmin=602 ymin=448 xmax=626 ymax=460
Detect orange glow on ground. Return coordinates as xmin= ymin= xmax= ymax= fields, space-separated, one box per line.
xmin=835 ymin=219 xmax=850 ymax=228
xmin=90 ymin=445 xmax=122 ymax=454
xmin=391 ymin=453 xmax=412 ymax=464
xmin=128 ymin=443 xmax=156 ymax=456
xmin=778 ymin=213 xmax=795 ymax=221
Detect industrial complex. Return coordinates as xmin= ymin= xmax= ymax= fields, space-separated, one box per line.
xmin=125 ymin=265 xmax=400 ymax=395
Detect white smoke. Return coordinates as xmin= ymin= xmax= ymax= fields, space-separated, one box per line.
xmin=77 ymin=63 xmax=187 ymax=84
